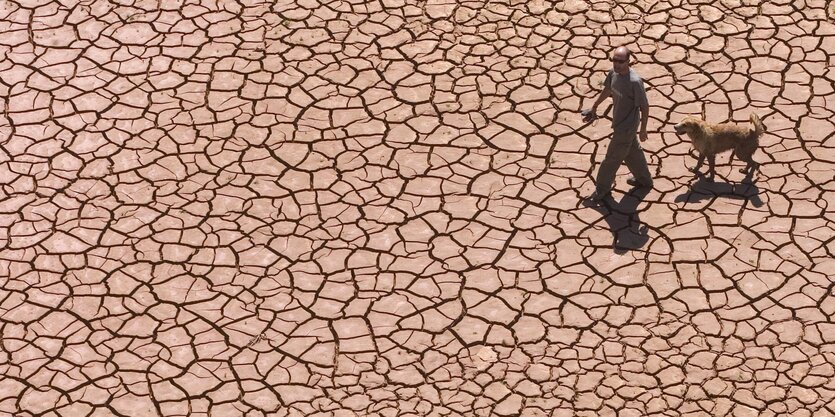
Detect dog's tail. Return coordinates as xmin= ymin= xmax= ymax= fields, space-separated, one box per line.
xmin=750 ymin=113 xmax=764 ymax=137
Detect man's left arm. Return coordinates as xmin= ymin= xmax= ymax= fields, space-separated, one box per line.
xmin=639 ymin=104 xmax=649 ymax=142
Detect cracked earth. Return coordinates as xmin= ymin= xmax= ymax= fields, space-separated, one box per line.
xmin=0 ymin=0 xmax=834 ymax=416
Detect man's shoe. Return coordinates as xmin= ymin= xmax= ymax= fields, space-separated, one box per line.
xmin=626 ymin=177 xmax=652 ymax=189
xmin=584 ymin=191 xmax=613 ymax=207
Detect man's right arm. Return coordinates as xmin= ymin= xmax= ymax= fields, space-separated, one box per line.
xmin=582 ymin=86 xmax=611 ymax=123
xmin=590 ymin=87 xmax=611 ymax=114
xmin=584 ymin=71 xmax=613 ymax=121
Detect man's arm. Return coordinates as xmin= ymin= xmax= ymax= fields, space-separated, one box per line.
xmin=590 ymin=87 xmax=611 ymax=115
xmin=582 ymin=86 xmax=611 ymax=122
xmin=639 ymin=104 xmax=649 ymax=141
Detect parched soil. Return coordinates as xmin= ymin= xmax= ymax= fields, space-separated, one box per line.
xmin=0 ymin=1 xmax=834 ymax=416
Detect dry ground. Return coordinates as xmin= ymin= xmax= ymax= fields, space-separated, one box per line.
xmin=0 ymin=0 xmax=834 ymax=416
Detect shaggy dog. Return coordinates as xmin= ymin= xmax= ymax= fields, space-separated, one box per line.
xmin=674 ymin=113 xmax=765 ymax=181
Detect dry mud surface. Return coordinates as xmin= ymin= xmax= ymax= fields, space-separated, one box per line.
xmin=1 ymin=0 xmax=834 ymax=416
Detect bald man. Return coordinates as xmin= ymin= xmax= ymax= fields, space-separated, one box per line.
xmin=582 ymin=46 xmax=653 ymax=204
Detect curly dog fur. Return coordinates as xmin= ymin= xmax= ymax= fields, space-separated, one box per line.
xmin=674 ymin=113 xmax=765 ymax=181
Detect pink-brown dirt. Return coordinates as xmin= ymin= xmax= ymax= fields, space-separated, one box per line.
xmin=1 ymin=1 xmax=834 ymax=416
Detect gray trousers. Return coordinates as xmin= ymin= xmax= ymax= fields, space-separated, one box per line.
xmin=595 ymin=130 xmax=653 ymax=195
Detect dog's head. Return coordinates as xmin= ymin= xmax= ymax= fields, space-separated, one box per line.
xmin=674 ymin=117 xmax=703 ymax=136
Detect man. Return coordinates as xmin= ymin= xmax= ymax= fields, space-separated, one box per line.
xmin=582 ymin=46 xmax=653 ymax=204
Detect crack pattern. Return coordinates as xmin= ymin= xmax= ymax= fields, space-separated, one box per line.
xmin=1 ymin=0 xmax=834 ymax=416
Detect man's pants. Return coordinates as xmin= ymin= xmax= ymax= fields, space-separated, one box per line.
xmin=595 ymin=130 xmax=653 ymax=195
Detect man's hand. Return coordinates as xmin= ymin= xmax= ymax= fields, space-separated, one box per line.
xmin=639 ymin=129 xmax=648 ymax=142
xmin=581 ymin=109 xmax=597 ymax=123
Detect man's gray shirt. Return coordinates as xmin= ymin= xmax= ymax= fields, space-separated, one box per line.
xmin=604 ymin=68 xmax=649 ymax=133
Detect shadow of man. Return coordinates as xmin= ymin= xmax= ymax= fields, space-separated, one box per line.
xmin=583 ymin=187 xmax=651 ymax=254
xmin=674 ymin=176 xmax=763 ymax=207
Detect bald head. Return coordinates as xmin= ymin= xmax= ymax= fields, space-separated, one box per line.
xmin=613 ymin=46 xmax=631 ymax=60
xmin=611 ymin=46 xmax=631 ymax=74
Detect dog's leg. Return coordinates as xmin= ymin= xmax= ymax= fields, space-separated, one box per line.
xmin=736 ymin=144 xmax=758 ymax=177
xmin=739 ymin=155 xmax=758 ymax=177
xmin=739 ymin=160 xmax=751 ymax=175
xmin=692 ymin=153 xmax=705 ymax=174
xmin=706 ymin=153 xmax=716 ymax=182
xmin=728 ymin=150 xmax=754 ymax=177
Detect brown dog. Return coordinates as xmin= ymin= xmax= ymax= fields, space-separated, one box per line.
xmin=674 ymin=113 xmax=764 ymax=181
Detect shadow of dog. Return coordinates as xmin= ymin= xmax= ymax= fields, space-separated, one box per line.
xmin=674 ymin=177 xmax=763 ymax=208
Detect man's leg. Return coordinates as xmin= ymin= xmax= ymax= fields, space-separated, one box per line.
xmin=595 ymin=133 xmax=634 ymax=196
xmin=623 ymin=136 xmax=653 ymax=188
